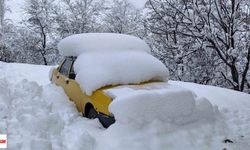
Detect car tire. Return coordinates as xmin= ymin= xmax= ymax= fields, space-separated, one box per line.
xmin=87 ymin=107 xmax=98 ymax=119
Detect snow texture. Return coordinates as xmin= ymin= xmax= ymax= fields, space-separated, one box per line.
xmin=1 ymin=62 xmax=250 ymax=150
xmin=58 ymin=33 xmax=151 ymax=56
xmin=74 ymin=51 xmax=169 ymax=95
xmin=107 ymin=83 xmax=218 ymax=124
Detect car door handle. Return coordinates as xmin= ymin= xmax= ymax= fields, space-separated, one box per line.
xmin=65 ymin=80 xmax=69 ymax=84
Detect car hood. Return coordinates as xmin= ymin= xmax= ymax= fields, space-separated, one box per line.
xmin=103 ymin=82 xmax=183 ymax=99
xmin=105 ymin=82 xmax=213 ymax=126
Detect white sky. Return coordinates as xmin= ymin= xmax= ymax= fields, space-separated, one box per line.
xmin=6 ymin=0 xmax=147 ymax=24
xmin=129 ymin=0 xmax=147 ymax=8
xmin=5 ymin=0 xmax=25 ymax=24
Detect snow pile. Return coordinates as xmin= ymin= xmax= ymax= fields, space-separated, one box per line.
xmin=0 ymin=79 xmax=10 ymax=134
xmin=74 ymin=52 xmax=169 ymax=95
xmin=1 ymin=62 xmax=250 ymax=150
xmin=107 ymin=83 xmax=219 ymax=125
xmin=1 ymin=78 xmax=101 ymax=150
xmin=58 ymin=33 xmax=169 ymax=95
xmin=170 ymin=80 xmax=250 ymax=148
xmin=0 ymin=62 xmax=52 ymax=85
xmin=58 ymin=33 xmax=151 ymax=56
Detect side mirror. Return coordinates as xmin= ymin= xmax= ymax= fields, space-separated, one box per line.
xmin=69 ymin=73 xmax=76 ymax=79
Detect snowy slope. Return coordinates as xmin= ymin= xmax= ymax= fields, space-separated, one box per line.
xmin=0 ymin=62 xmax=52 ymax=85
xmin=0 ymin=62 xmax=250 ymax=150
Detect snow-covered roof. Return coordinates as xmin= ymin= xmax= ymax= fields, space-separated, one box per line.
xmin=58 ymin=33 xmax=151 ymax=56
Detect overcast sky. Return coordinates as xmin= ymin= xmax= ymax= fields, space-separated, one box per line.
xmin=130 ymin=0 xmax=147 ymax=8
xmin=6 ymin=0 xmax=24 ymax=23
xmin=6 ymin=0 xmax=147 ymax=24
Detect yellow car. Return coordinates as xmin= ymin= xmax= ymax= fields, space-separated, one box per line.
xmin=50 ymin=55 xmax=163 ymax=128
xmin=50 ymin=56 xmax=117 ymax=127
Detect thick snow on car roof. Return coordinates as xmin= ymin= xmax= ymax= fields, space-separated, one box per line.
xmin=58 ymin=33 xmax=169 ymax=95
xmin=74 ymin=51 xmax=169 ymax=95
xmin=107 ymin=83 xmax=218 ymax=125
xmin=58 ymin=33 xmax=151 ymax=56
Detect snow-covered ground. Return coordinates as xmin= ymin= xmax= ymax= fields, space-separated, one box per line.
xmin=0 ymin=61 xmax=250 ymax=150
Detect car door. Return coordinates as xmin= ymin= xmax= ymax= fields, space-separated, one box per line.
xmin=56 ymin=57 xmax=74 ymax=97
xmin=65 ymin=58 xmax=90 ymax=112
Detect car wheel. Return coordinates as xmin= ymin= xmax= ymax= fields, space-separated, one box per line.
xmin=87 ymin=107 xmax=98 ymax=119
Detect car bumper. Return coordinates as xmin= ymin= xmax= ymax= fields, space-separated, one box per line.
xmin=97 ymin=113 xmax=115 ymax=128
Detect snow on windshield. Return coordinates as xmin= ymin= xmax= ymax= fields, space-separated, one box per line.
xmin=58 ymin=33 xmax=151 ymax=56
xmin=74 ymin=51 xmax=169 ymax=95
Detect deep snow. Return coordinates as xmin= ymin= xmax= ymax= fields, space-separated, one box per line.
xmin=74 ymin=51 xmax=169 ymax=95
xmin=106 ymin=83 xmax=218 ymax=125
xmin=0 ymin=62 xmax=250 ymax=150
xmin=58 ymin=33 xmax=151 ymax=56
xmin=60 ymin=33 xmax=169 ymax=95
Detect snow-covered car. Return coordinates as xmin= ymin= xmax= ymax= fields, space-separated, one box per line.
xmin=50 ymin=56 xmax=116 ymax=127
xmin=50 ymin=33 xmax=169 ymax=127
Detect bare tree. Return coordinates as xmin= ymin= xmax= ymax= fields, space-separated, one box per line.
xmin=0 ymin=0 xmax=5 ymax=42
xmin=23 ymin=0 xmax=57 ymax=65
xmin=103 ymin=0 xmax=145 ymax=37
xmin=146 ymin=0 xmax=250 ymax=92
xmin=0 ymin=0 xmax=9 ymax=62
xmin=53 ymin=0 xmax=106 ymax=38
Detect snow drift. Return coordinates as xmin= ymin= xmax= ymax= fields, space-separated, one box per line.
xmin=58 ymin=33 xmax=151 ymax=56
xmin=106 ymin=83 xmax=218 ymax=125
xmin=1 ymin=62 xmax=250 ymax=150
xmin=74 ymin=52 xmax=169 ymax=95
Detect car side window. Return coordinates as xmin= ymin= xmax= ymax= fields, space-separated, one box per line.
xmin=59 ymin=58 xmax=72 ymax=76
xmin=70 ymin=61 xmax=75 ymax=74
xmin=69 ymin=60 xmax=76 ymax=79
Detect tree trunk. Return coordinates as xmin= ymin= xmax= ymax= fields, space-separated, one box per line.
xmin=0 ymin=0 xmax=5 ymax=43
xmin=230 ymin=64 xmax=239 ymax=91
xmin=40 ymin=51 xmax=48 ymax=65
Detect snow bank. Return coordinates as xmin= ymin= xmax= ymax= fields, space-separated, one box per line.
xmin=107 ymin=83 xmax=219 ymax=125
xmin=74 ymin=52 xmax=169 ymax=95
xmin=1 ymin=62 xmax=250 ymax=150
xmin=58 ymin=33 xmax=151 ymax=56
xmin=170 ymin=80 xmax=250 ymax=148
xmin=169 ymin=80 xmax=250 ymax=109
xmin=0 ymin=62 xmax=53 ymax=85
xmin=1 ymin=78 xmax=100 ymax=150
